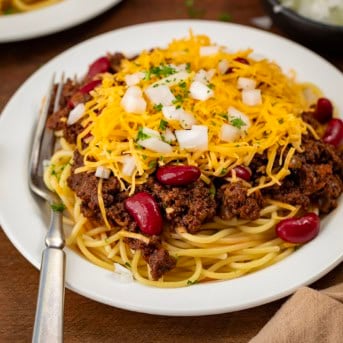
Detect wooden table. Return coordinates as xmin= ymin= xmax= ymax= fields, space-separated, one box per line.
xmin=1 ymin=1 xmax=342 ymax=342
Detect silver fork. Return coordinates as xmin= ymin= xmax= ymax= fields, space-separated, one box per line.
xmin=29 ymin=74 xmax=66 ymax=343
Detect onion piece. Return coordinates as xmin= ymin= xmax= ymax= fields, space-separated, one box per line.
xmin=200 ymin=45 xmax=220 ymax=56
xmin=242 ymin=89 xmax=262 ymax=106
xmin=220 ymin=124 xmax=241 ymax=142
xmin=175 ymin=125 xmax=208 ymax=152
xmin=237 ymin=77 xmax=256 ymax=90
xmin=189 ymin=81 xmax=214 ymax=101
xmin=121 ymin=86 xmax=146 ymax=114
xmin=218 ymin=59 xmax=229 ymax=74
xmin=95 ymin=166 xmax=111 ymax=179
xmin=113 ymin=263 xmax=133 ymax=283
xmin=228 ymin=106 xmax=251 ymax=130
xmin=137 ymin=137 xmax=173 ymax=153
xmin=151 ymin=71 xmax=190 ymax=88
xmin=67 ymin=103 xmax=85 ymax=126
xmin=124 ymin=72 xmax=145 ymax=86
xmin=145 ymin=85 xmax=175 ymax=106
xmin=142 ymin=127 xmax=160 ymax=138
xmin=162 ymin=106 xmax=196 ymax=129
xmin=162 ymin=128 xmax=176 ymax=143
xmin=194 ymin=69 xmax=215 ymax=84
xmin=122 ymin=155 xmax=136 ymax=176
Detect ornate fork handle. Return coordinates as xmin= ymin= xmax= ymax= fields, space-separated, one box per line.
xmin=32 ymin=208 xmax=65 ymax=343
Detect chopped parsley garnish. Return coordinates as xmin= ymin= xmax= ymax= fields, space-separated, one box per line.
xmin=218 ymin=113 xmax=228 ymax=120
xmin=220 ymin=168 xmax=227 ymax=176
xmin=147 ymin=64 xmax=177 ymax=79
xmin=209 ymin=184 xmax=216 ymax=197
xmin=185 ymin=62 xmax=191 ymax=73
xmin=125 ymin=262 xmax=131 ymax=268
xmin=172 ymin=94 xmax=184 ymax=106
xmin=207 ymin=83 xmax=215 ymax=89
xmin=218 ymin=12 xmax=232 ymax=22
xmin=159 ymin=119 xmax=168 ymax=131
xmin=50 ymin=203 xmax=66 ymax=212
xmin=154 ymin=103 xmax=163 ymax=111
xmin=148 ymin=160 xmax=157 ymax=169
xmin=230 ymin=117 xmax=246 ymax=129
xmin=178 ymin=80 xmax=187 ymax=89
xmin=136 ymin=127 xmax=150 ymax=141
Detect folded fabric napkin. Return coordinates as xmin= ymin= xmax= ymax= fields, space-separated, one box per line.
xmin=250 ymin=283 xmax=343 ymax=343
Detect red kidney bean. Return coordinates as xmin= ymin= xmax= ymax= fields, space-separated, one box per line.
xmin=87 ymin=56 xmax=111 ymax=79
xmin=156 ymin=165 xmax=201 ymax=186
xmin=80 ymin=79 xmax=102 ymax=94
xmin=228 ymin=166 xmax=251 ymax=181
xmin=323 ymin=118 xmax=343 ymax=147
xmin=234 ymin=57 xmax=250 ymax=65
xmin=124 ymin=192 xmax=163 ymax=236
xmin=275 ymin=212 xmax=320 ymax=244
xmin=313 ymin=98 xmax=333 ymax=123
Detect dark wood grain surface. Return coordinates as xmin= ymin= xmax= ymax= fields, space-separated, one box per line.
xmin=1 ymin=1 xmax=342 ymax=342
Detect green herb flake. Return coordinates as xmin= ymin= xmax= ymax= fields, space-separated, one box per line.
xmin=136 ymin=126 xmax=150 ymax=141
xmin=230 ymin=117 xmax=246 ymax=129
xmin=185 ymin=63 xmax=191 ymax=73
xmin=207 ymin=83 xmax=215 ymax=89
xmin=220 ymin=168 xmax=227 ymax=176
xmin=218 ymin=12 xmax=232 ymax=22
xmin=219 ymin=113 xmax=228 ymax=120
xmin=50 ymin=203 xmax=66 ymax=212
xmin=178 ymin=81 xmax=187 ymax=89
xmin=209 ymin=184 xmax=216 ymax=197
xmin=148 ymin=160 xmax=157 ymax=169
xmin=149 ymin=64 xmax=177 ymax=79
xmin=125 ymin=262 xmax=131 ymax=268
xmin=154 ymin=103 xmax=163 ymax=112
xmin=159 ymin=119 xmax=168 ymax=131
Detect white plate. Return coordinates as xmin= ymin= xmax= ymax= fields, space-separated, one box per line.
xmin=0 ymin=0 xmax=122 ymax=42
xmin=1 ymin=20 xmax=343 ymax=316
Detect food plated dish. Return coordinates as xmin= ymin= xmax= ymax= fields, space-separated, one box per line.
xmin=0 ymin=0 xmax=122 ymax=42
xmin=0 ymin=0 xmax=62 ymax=15
xmin=1 ymin=21 xmax=343 ymax=315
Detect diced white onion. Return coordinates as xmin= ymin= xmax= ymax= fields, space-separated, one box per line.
xmin=194 ymin=69 xmax=215 ymax=84
xmin=200 ymin=45 xmax=220 ymax=56
xmin=218 ymin=59 xmax=229 ymax=74
xmin=175 ymin=125 xmax=208 ymax=152
xmin=228 ymin=107 xmax=251 ymax=130
xmin=151 ymin=71 xmax=190 ymax=88
xmin=121 ymin=155 xmax=136 ymax=176
xmin=162 ymin=128 xmax=176 ymax=143
xmin=145 ymin=85 xmax=175 ymax=106
xmin=242 ymin=89 xmax=262 ymax=106
xmin=113 ymin=263 xmax=133 ymax=283
xmin=237 ymin=77 xmax=256 ymax=90
xmin=162 ymin=106 xmax=196 ymax=129
xmin=142 ymin=127 xmax=161 ymax=138
xmin=121 ymin=86 xmax=146 ymax=114
xmin=189 ymin=81 xmax=214 ymax=101
xmin=95 ymin=166 xmax=111 ymax=179
xmin=220 ymin=124 xmax=241 ymax=142
xmin=137 ymin=137 xmax=173 ymax=153
xmin=162 ymin=105 xmax=181 ymax=121
xmin=124 ymin=72 xmax=145 ymax=86
xmin=67 ymin=103 xmax=85 ymax=125
xmin=178 ymin=111 xmax=196 ymax=129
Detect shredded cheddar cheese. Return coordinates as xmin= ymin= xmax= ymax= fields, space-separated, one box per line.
xmin=74 ymin=33 xmax=316 ymax=194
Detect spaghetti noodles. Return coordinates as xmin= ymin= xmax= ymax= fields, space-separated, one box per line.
xmin=0 ymin=0 xmax=61 ymax=14
xmin=43 ymin=34 xmax=343 ymax=287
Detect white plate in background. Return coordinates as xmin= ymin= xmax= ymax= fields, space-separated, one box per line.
xmin=0 ymin=0 xmax=122 ymax=42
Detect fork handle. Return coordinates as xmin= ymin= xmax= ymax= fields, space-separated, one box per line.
xmin=32 ymin=209 xmax=66 ymax=343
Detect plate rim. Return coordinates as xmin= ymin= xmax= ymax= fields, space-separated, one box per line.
xmin=0 ymin=0 xmax=122 ymax=42
xmin=1 ymin=19 xmax=343 ymax=316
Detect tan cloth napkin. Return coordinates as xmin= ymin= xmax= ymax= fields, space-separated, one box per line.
xmin=250 ymin=283 xmax=343 ymax=343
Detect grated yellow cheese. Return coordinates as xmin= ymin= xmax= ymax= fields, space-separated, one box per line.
xmin=74 ymin=33 xmax=317 ymax=194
